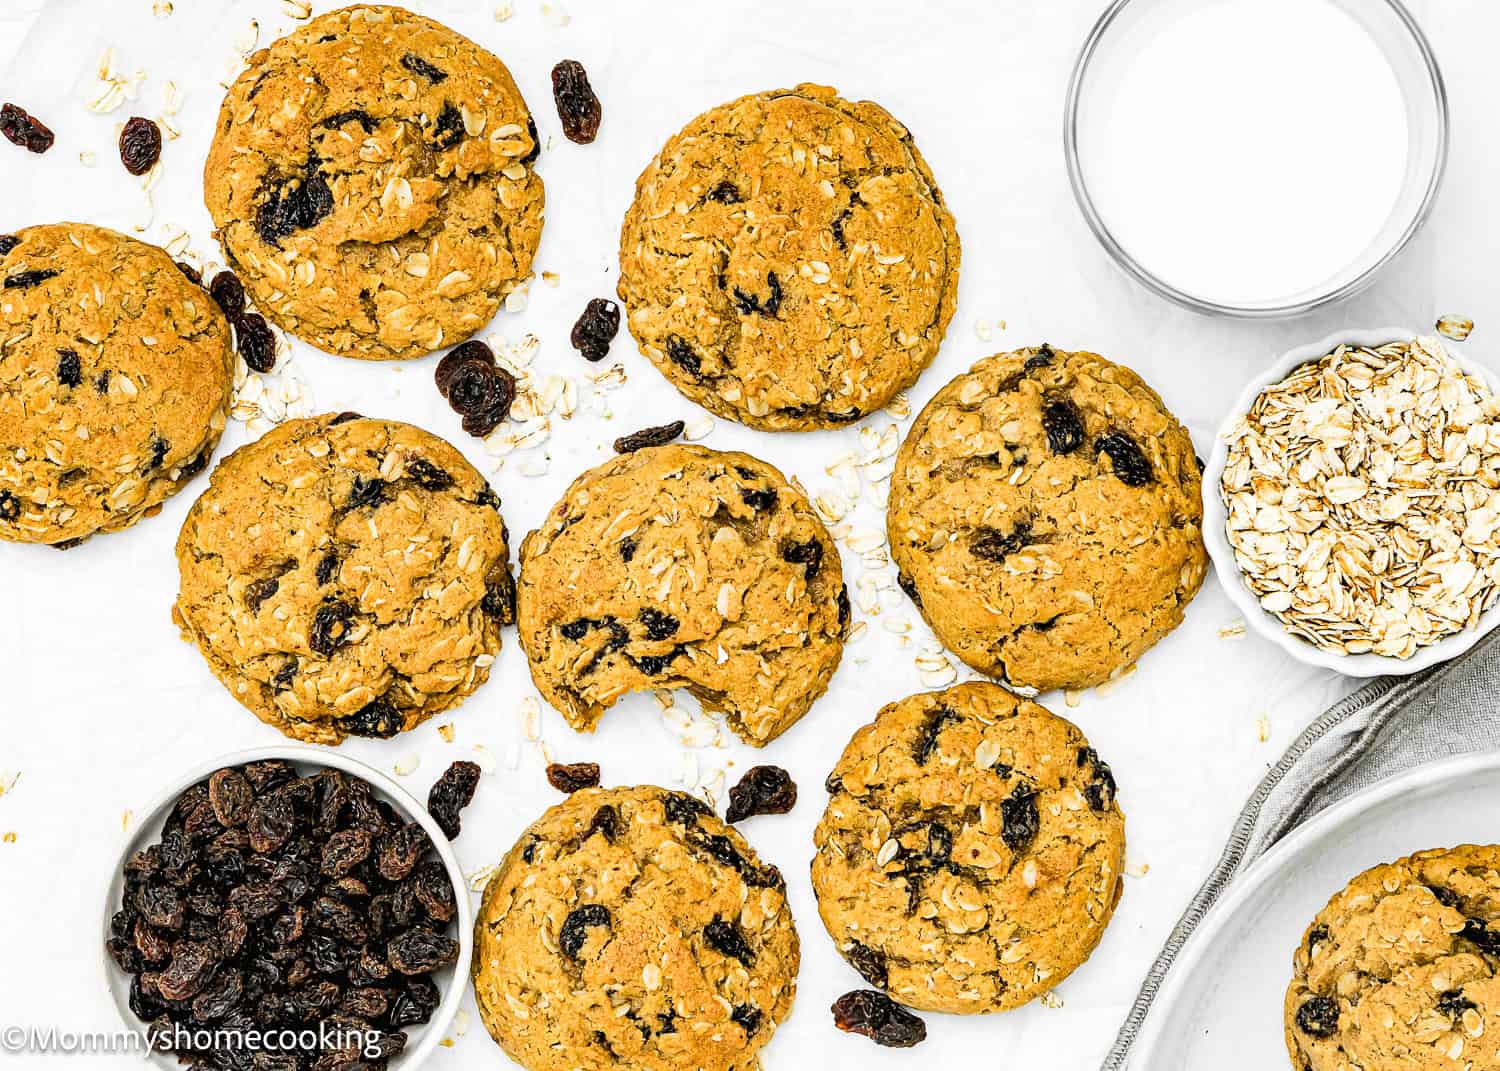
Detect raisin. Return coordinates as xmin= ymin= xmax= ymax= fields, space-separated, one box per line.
xmin=387 ymin=928 xmax=459 ymax=974
xmin=665 ymin=335 xmax=701 ymax=376
xmin=837 ymin=585 xmax=851 ymax=626
xmin=348 ymin=475 xmax=388 ymax=509
xmin=427 ymin=761 xmax=481 ymax=840
xmin=455 ymin=364 xmax=516 ymax=437
xmin=547 ymin=762 xmax=601 ymax=794
xmin=731 ymin=1004 xmax=762 ymax=1035
xmin=551 ymin=59 xmax=601 ymax=144
xmin=406 ymin=458 xmax=453 ymax=491
xmin=707 ymin=181 xmax=743 ymax=204
xmin=481 ymin=571 xmax=517 ymax=624
xmin=740 ymin=487 xmax=778 ymax=511
xmin=119 ymin=117 xmax=162 ymax=175
xmin=435 ymin=339 xmax=494 ymax=392
xmin=845 ymin=942 xmax=889 ymax=989
xmin=733 ymin=272 xmax=783 ymax=318
xmin=632 ymin=647 xmax=684 ymax=675
xmin=614 ymin=420 xmax=685 ymax=454
xmin=1042 ymin=398 xmax=1086 ymax=454
xmin=208 ymin=769 xmax=254 ymax=828
xmin=779 ymin=538 xmax=823 ymax=580
xmin=255 ymin=156 xmax=334 ymax=247
xmin=390 ymin=978 xmax=440 ymax=1027
xmin=309 ymin=599 xmax=356 ymax=656
xmin=913 ymin=707 xmax=957 ymax=765
xmin=430 ymin=102 xmax=464 ymax=151
xmin=663 ymin=792 xmax=712 ymax=826
xmin=831 ymin=990 xmax=926 ymax=1048
xmin=559 ymin=904 xmax=611 ymax=958
xmin=583 ymin=805 xmax=620 ymax=842
xmin=639 ymin=607 xmax=679 ymax=641
xmin=1295 ymin=996 xmax=1340 ymax=1038
xmin=208 ymin=272 xmax=246 ymax=320
xmin=234 ymin=312 xmax=277 ymax=373
xmin=376 ymin=824 xmax=426 ymax=882
xmin=1077 ymin=747 xmax=1118 ymax=811
xmin=1025 ymin=343 xmax=1056 ymax=369
xmin=400 ymin=53 xmax=448 ymax=82
xmin=0 ymin=103 xmax=54 ymax=153
xmin=156 ymin=943 xmax=217 ymax=1002
xmin=1306 ymin=924 xmax=1330 ymax=950
xmin=1429 ymin=885 xmax=1463 ymax=909
xmin=320 ymin=109 xmax=375 ymax=132
xmin=147 ymin=436 xmax=170 ymax=470
xmin=725 ymin=766 xmax=797 ymax=823
xmin=1437 ymin=990 xmax=1477 ymax=1018
xmin=411 ymin=861 xmax=457 ymax=923
xmin=1460 ymin=918 xmax=1500 ymax=955
xmin=618 ymin=536 xmax=638 ymax=562
xmin=4 ymin=269 xmax=59 ymax=290
xmin=244 ymin=577 xmax=279 ymax=613
xmin=570 ymin=297 xmax=620 ymax=362
xmin=704 ymin=918 xmax=754 ymax=964
xmin=1000 ymin=783 xmax=1040 ymax=852
xmin=1096 ymin=431 xmax=1153 ymax=486
xmin=320 ymin=829 xmax=372 ymax=877
xmin=56 ymin=348 xmax=82 ymax=388
xmin=0 ymin=236 xmax=17 ymax=256
xmin=970 ymin=522 xmax=1031 ymax=562
xmin=338 ymin=696 xmax=404 ymax=739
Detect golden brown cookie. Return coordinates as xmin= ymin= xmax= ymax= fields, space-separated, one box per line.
xmin=204 ymin=5 xmax=543 ymax=360
xmin=617 ymin=83 xmax=959 ymax=431
xmin=888 ymin=345 xmax=1207 ymax=692
xmin=473 ymin=785 xmax=799 ymax=1071
xmin=0 ymin=223 xmax=234 ymax=546
xmin=173 ymin=413 xmax=514 ymax=743
xmin=516 ymin=443 xmax=847 ymax=746
xmin=1286 ymin=846 xmax=1500 ymax=1071
xmin=811 ymin=682 xmax=1125 ymax=1014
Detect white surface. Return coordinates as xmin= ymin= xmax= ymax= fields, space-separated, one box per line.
xmin=0 ymin=1 xmax=1496 ymax=1069
xmin=1131 ymin=751 xmax=1500 ymax=1066
xmin=100 ymin=746 xmax=475 ymax=1071
xmin=1201 ymin=327 xmax=1500 ymax=678
xmin=1079 ymin=0 xmax=1408 ymax=307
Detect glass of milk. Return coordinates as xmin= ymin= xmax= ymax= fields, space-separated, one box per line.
xmin=1065 ymin=0 xmax=1448 ymax=317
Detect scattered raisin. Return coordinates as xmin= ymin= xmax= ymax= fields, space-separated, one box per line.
xmin=547 ymin=762 xmax=601 ymax=794
xmin=1025 ymin=343 xmax=1055 ymax=369
xmin=831 ymin=990 xmax=927 ymax=1048
xmin=779 ymin=538 xmax=823 ymax=580
xmin=430 ymin=102 xmax=464 ymax=151
xmin=1295 ymin=996 xmax=1340 ymax=1038
xmin=731 ymin=1004 xmax=762 ymax=1035
xmin=913 ymin=707 xmax=957 ymax=765
xmin=1000 ymin=783 xmax=1040 ymax=852
xmin=558 ymin=904 xmax=611 ymax=958
xmin=1437 ymin=989 xmax=1477 ymax=1018
xmin=570 ymin=298 xmax=620 ymax=361
xmin=405 ymin=458 xmax=453 ymax=491
xmin=0 ymin=236 xmax=18 ymax=256
xmin=740 ymin=487 xmax=778 ymax=511
xmin=4 ymin=269 xmax=59 ymax=290
xmin=583 ymin=805 xmax=620 ymax=842
xmin=1077 ymin=747 xmax=1117 ymax=812
xmin=427 ymin=761 xmax=481 ymax=840
xmin=613 ymin=420 xmax=684 ymax=454
xmin=725 ymin=766 xmax=797 ymax=823
xmin=348 ymin=475 xmax=388 ymax=510
xmin=551 ymin=59 xmax=601 ymax=144
xmin=244 ymin=577 xmax=279 ymax=613
xmin=733 ymin=272 xmax=783 ymax=318
xmin=970 ymin=522 xmax=1032 ymax=562
xmin=1042 ymin=398 xmax=1086 ymax=454
xmin=255 ymin=155 xmax=334 ymax=247
xmin=1096 ymin=431 xmax=1153 ymax=486
xmin=482 ymin=570 xmax=517 ymax=624
xmin=234 ymin=312 xmax=277 ymax=373
xmin=387 ymin=928 xmax=459 ymax=974
xmin=208 ymin=271 xmax=246 ymax=320
xmin=338 ymin=696 xmax=404 ymax=739
xmin=708 ymin=181 xmax=743 ymax=204
xmin=309 ymin=599 xmax=356 ymax=656
xmin=0 ymin=103 xmax=54 ymax=153
xmin=400 ymin=53 xmax=448 ymax=82
xmin=703 ymin=918 xmax=754 ymax=964
xmin=56 ymin=348 xmax=82 ymax=388
xmin=665 ymin=335 xmax=701 ymax=376
xmin=638 ymin=607 xmax=679 ymax=641
xmin=118 ymin=117 xmax=162 ymax=175
xmin=844 ymin=942 xmax=889 ymax=989
xmin=207 ymin=769 xmax=253 ymax=827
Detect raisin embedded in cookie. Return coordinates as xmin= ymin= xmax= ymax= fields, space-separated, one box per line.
xmin=811 ymin=682 xmax=1126 ymax=1014
xmin=473 ymin=786 xmax=799 ymax=1071
xmin=516 ymin=443 xmax=847 ymax=746
xmin=617 ymin=83 xmax=959 ymax=431
xmin=0 ymin=223 xmax=234 ymax=546
xmin=173 ymin=413 xmax=514 ymax=744
xmin=1286 ymin=846 xmax=1500 ymax=1071
xmin=887 ymin=345 xmax=1207 ymax=692
xmin=204 ymin=5 xmax=543 ymax=360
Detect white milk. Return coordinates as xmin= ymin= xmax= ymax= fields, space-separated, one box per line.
xmin=1083 ymin=0 xmax=1409 ymax=307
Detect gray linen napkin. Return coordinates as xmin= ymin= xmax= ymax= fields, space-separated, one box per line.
xmin=1103 ymin=627 xmax=1500 ymax=1070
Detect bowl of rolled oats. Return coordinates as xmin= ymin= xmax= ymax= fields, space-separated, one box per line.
xmin=1206 ymin=328 xmax=1500 ymax=675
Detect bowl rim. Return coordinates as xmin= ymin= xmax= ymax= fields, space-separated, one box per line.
xmin=1201 ymin=327 xmax=1500 ymax=677
xmin=1062 ymin=0 xmax=1450 ymax=319
xmin=99 ymin=744 xmax=474 ymax=1071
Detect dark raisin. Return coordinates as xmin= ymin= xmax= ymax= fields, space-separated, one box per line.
xmin=400 ymin=53 xmax=448 ymax=82
xmin=482 ymin=571 xmax=517 ymax=624
xmin=234 ymin=312 xmax=277 ymax=373
xmin=614 ymin=420 xmax=685 ymax=454
xmin=1042 ymin=398 xmax=1086 ymax=454
xmin=389 ymin=977 xmax=440 ymax=1027
xmin=0 ymin=103 xmax=54 ymax=153
xmin=639 ymin=607 xmax=679 ymax=640
xmin=374 ymin=824 xmax=425 ymax=883
xmin=207 ymin=769 xmax=254 ymax=829
xmin=427 ymin=761 xmax=481 ymax=840
xmin=570 ymin=298 xmax=620 ymax=362
xmin=435 ymin=339 xmax=495 ymax=396
xmin=338 ymin=696 xmax=404 ymax=739
xmin=779 ymin=538 xmax=823 ymax=580
xmin=1437 ymin=989 xmax=1477 ymax=1018
xmin=731 ymin=1004 xmax=762 ymax=1035
xmin=1460 ymin=918 xmax=1500 ymax=955
xmin=913 ymin=707 xmax=957 ymax=765
xmin=452 ymin=363 xmax=516 ymax=437
xmin=970 ymin=522 xmax=1031 ymax=562
xmin=406 ymin=458 xmax=453 ymax=491
xmin=663 ymin=792 xmax=712 ymax=826
xmin=707 ymin=181 xmax=743 ymax=204
xmin=56 ymin=348 xmax=82 ymax=388
xmin=348 ymin=475 xmax=388 ymax=509
xmin=725 ymin=766 xmax=797 ymax=823
xmin=583 ymin=805 xmax=620 ymax=842
xmin=309 ymin=600 xmax=356 ymax=656
xmin=244 ymin=577 xmax=279 ymax=613
xmin=559 ymin=904 xmax=611 ymax=958
xmin=831 ymin=990 xmax=926 ymax=1048
xmin=740 ymin=487 xmax=778 ymax=511
xmin=411 ymin=860 xmax=457 ymax=922
xmin=1096 ymin=431 xmax=1153 ymax=486
xmin=119 ymin=117 xmax=162 ymax=175
xmin=619 ymin=536 xmax=638 ymax=562
xmin=320 ymin=109 xmax=375 ymax=132
xmin=845 ymin=942 xmax=888 ymax=989
xmin=1001 ymin=783 xmax=1040 ymax=852
xmin=430 ymin=102 xmax=464 ymax=151
xmin=208 ymin=272 xmax=246 ymax=320
xmin=519 ymin=113 xmax=541 ymax=164
xmin=1295 ymin=996 xmax=1340 ymax=1038
xmin=315 ymin=552 xmax=340 ymax=586
xmin=560 ymin=618 xmax=594 ymax=641
xmin=146 ymin=436 xmax=170 ymax=471
xmin=551 ymin=59 xmax=601 ymax=144
xmin=4 ymin=269 xmax=59 ymax=289
xmin=1077 ymin=747 xmax=1117 ymax=811
xmin=1429 ymin=885 xmax=1463 ymax=909
xmin=0 ymin=236 xmax=18 ymax=256
xmin=704 ymin=918 xmax=754 ymax=964
xmin=1306 ymin=924 xmax=1330 ymax=950
xmin=547 ymin=762 xmax=601 ymax=794
xmin=665 ymin=335 xmax=701 ymax=376
xmin=837 ymin=585 xmax=851 ymax=626
xmin=320 ymin=829 xmax=372 ymax=878
xmin=733 ymin=272 xmax=782 ymax=318
xmin=386 ymin=928 xmax=459 ymax=974
xmin=255 ymin=156 xmax=334 ymax=246
xmin=1025 ymin=343 xmax=1055 ymax=370
xmin=156 ymin=943 xmax=217 ymax=1002
xmin=632 ymin=647 xmax=684 ymax=675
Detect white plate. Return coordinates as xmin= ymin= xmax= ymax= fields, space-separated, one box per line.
xmin=1129 ymin=751 xmax=1500 ymax=1068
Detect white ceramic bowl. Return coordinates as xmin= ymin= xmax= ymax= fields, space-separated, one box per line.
xmin=1202 ymin=327 xmax=1500 ymax=677
xmin=101 ymin=745 xmax=473 ymax=1071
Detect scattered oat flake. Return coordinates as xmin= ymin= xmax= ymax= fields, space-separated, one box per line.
xmin=1041 ymin=992 xmax=1065 ymax=1009
xmin=467 ymin=862 xmax=502 ymax=891
xmin=1437 ymin=315 xmax=1474 ymax=342
xmin=437 ymin=723 xmax=455 ymax=743
xmin=280 ymin=0 xmax=312 ymax=18
xmin=1218 ymin=619 xmax=1247 ymax=640
xmin=121 ymin=810 xmax=133 ymax=831
xmin=392 ymin=754 xmax=421 ymax=777
xmin=1256 ymin=713 xmax=1272 ymax=743
xmin=2 ymin=833 xmax=15 ymax=844
xmin=472 ymin=744 xmax=499 ymax=774
xmin=495 ymin=2 xmax=514 ymax=19
xmin=1126 ymin=861 xmax=1151 ymax=878
xmin=153 ymin=0 xmax=173 ymax=14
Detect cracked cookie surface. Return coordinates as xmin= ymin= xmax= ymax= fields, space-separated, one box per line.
xmin=888 ymin=346 xmax=1207 ymax=692
xmin=173 ymin=413 xmax=514 ymax=744
xmin=473 ymin=785 xmax=799 ymax=1071
xmin=516 ymin=443 xmax=846 ymax=746
xmin=617 ymin=83 xmax=959 ymax=431
xmin=204 ymin=4 xmax=543 ymax=360
xmin=812 ymin=682 xmax=1125 ymax=1013
xmin=0 ymin=223 xmax=234 ymax=546
xmin=1286 ymin=845 xmax=1500 ymax=1071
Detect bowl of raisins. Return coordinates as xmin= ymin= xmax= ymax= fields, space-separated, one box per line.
xmin=101 ymin=746 xmax=473 ymax=1071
